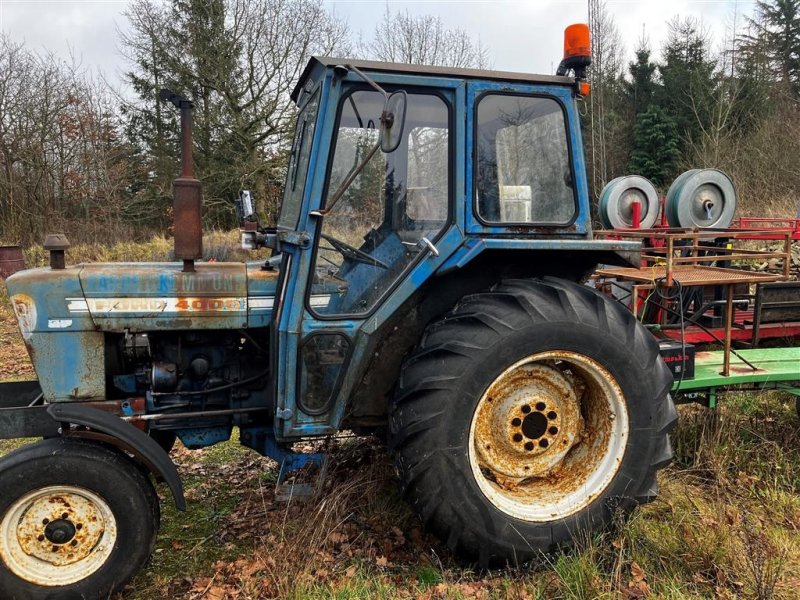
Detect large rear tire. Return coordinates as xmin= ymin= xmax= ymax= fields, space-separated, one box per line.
xmin=0 ymin=438 xmax=160 ymax=599
xmin=390 ymin=278 xmax=676 ymax=566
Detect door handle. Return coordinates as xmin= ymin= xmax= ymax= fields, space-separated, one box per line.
xmin=420 ymin=237 xmax=439 ymax=257
xmin=402 ymin=237 xmax=439 ymax=257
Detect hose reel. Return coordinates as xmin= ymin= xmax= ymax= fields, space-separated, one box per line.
xmin=666 ymin=169 xmax=737 ymax=228
xmin=599 ymin=176 xmax=660 ymax=229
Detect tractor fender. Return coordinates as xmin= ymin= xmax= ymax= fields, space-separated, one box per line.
xmin=46 ymin=403 xmax=186 ymax=511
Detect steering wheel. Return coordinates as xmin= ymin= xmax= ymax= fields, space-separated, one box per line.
xmin=320 ymin=233 xmax=389 ymax=270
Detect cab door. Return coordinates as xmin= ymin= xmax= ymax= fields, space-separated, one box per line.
xmin=275 ymin=76 xmax=465 ymax=439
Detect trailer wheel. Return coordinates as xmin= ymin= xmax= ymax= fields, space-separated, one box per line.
xmin=390 ymin=278 xmax=676 ymax=566
xmin=0 ymin=438 xmax=159 ymax=599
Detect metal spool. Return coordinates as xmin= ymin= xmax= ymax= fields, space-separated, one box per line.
xmin=666 ymin=169 xmax=737 ymax=228
xmin=598 ymin=176 xmax=660 ymax=229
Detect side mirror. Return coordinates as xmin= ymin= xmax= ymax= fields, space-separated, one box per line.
xmin=380 ymin=91 xmax=407 ymax=154
xmin=235 ymin=190 xmax=255 ymax=223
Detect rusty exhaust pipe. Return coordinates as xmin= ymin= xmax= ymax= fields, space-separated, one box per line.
xmin=160 ymin=89 xmax=202 ymax=273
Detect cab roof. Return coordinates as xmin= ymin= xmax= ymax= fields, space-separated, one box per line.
xmin=291 ymin=56 xmax=576 ymax=102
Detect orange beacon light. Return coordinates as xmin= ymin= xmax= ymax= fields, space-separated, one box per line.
xmin=556 ymin=23 xmax=592 ymax=84
xmin=564 ymin=23 xmax=591 ymax=61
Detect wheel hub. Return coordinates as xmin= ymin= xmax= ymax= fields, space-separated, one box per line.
xmin=0 ymin=485 xmax=117 ymax=585
xmin=469 ymin=351 xmax=629 ymax=521
xmin=13 ymin=489 xmax=108 ymax=566
xmin=44 ymin=519 xmax=77 ymax=545
xmin=474 ymin=363 xmax=581 ymax=482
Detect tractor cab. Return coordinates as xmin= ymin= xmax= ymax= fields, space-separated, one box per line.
xmin=249 ymin=56 xmax=640 ymax=439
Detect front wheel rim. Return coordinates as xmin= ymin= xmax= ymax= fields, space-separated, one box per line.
xmin=468 ymin=351 xmax=629 ymax=521
xmin=0 ymin=485 xmax=117 ymax=586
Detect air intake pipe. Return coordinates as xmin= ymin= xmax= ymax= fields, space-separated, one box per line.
xmin=160 ymin=89 xmax=202 ymax=273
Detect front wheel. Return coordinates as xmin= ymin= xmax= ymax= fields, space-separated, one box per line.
xmin=0 ymin=438 xmax=160 ymax=599
xmin=390 ymin=278 xmax=677 ymax=566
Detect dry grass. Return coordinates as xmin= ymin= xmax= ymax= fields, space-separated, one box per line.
xmin=98 ymin=392 xmax=800 ymax=600
xmin=1 ymin=241 xmax=799 ymax=599
xmin=18 ymin=230 xmax=268 ymax=269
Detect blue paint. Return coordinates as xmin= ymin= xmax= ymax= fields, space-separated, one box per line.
xmin=114 ymin=375 xmax=138 ymax=395
xmin=271 ymin=60 xmax=640 ymax=441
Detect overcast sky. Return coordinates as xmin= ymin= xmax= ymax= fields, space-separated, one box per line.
xmin=0 ymin=0 xmax=754 ymax=86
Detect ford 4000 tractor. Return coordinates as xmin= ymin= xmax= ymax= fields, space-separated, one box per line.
xmin=0 ymin=24 xmax=675 ymax=598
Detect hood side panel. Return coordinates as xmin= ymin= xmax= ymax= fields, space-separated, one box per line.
xmin=79 ymin=262 xmax=250 ymax=331
xmin=247 ymin=262 xmax=280 ymax=328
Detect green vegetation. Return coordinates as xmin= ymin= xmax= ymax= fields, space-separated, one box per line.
xmin=587 ymin=0 xmax=800 ymax=218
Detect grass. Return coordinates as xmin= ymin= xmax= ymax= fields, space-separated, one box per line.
xmin=20 ymin=230 xmax=269 ymax=269
xmin=0 ymin=392 xmax=783 ymax=600
xmin=1 ymin=246 xmax=800 ymax=598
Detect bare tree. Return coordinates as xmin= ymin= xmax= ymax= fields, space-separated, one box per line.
xmin=360 ymin=8 xmax=490 ymax=68
xmin=587 ymin=0 xmax=625 ymax=195
xmin=0 ymin=34 xmax=137 ymax=244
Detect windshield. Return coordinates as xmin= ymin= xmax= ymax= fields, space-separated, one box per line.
xmin=278 ymin=89 xmax=320 ymax=229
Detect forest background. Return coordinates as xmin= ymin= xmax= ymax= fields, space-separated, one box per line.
xmin=1 ymin=0 xmax=799 ymax=246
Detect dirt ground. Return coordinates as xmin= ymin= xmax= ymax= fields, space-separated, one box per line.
xmin=1 ymin=282 xmax=799 ymax=599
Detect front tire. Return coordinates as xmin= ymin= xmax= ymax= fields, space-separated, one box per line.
xmin=390 ymin=278 xmax=676 ymax=566
xmin=0 ymin=438 xmax=160 ymax=599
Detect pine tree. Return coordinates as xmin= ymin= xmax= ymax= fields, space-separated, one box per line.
xmin=658 ymin=17 xmax=718 ymax=152
xmin=120 ymin=0 xmax=351 ymax=228
xmin=623 ymin=41 xmax=659 ymax=117
xmin=119 ymin=0 xmax=177 ymax=230
xmin=745 ymin=0 xmax=800 ymax=92
xmin=628 ymin=106 xmax=681 ymax=187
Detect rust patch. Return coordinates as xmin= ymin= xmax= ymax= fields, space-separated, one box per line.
xmin=470 ymin=351 xmax=628 ymax=519
xmin=474 ymin=363 xmax=581 ymax=482
xmin=248 ymin=269 xmax=279 ymax=282
xmin=12 ymin=487 xmax=115 ymax=569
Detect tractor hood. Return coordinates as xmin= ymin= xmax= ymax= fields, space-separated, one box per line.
xmin=6 ymin=260 xmax=280 ymax=336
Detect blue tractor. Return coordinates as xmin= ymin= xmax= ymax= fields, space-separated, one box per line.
xmin=0 ymin=25 xmax=675 ymax=598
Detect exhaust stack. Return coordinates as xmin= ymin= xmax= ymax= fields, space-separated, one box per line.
xmin=160 ymin=89 xmax=202 ymax=273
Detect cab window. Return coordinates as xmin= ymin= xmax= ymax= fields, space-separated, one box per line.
xmin=278 ymin=89 xmax=320 ymax=229
xmin=475 ymin=94 xmax=576 ymax=224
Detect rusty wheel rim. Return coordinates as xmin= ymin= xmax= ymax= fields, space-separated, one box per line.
xmin=0 ymin=485 xmax=117 ymax=586
xmin=468 ymin=351 xmax=629 ymax=521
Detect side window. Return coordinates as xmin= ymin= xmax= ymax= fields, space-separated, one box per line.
xmin=406 ymin=125 xmax=449 ymax=225
xmin=475 ymin=94 xmax=576 ymax=224
xmin=297 ymin=334 xmax=350 ymax=415
xmin=278 ymin=90 xmax=320 ymax=229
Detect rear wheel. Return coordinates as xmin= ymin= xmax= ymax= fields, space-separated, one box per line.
xmin=0 ymin=438 xmax=159 ymax=599
xmin=390 ymin=278 xmax=676 ymax=566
